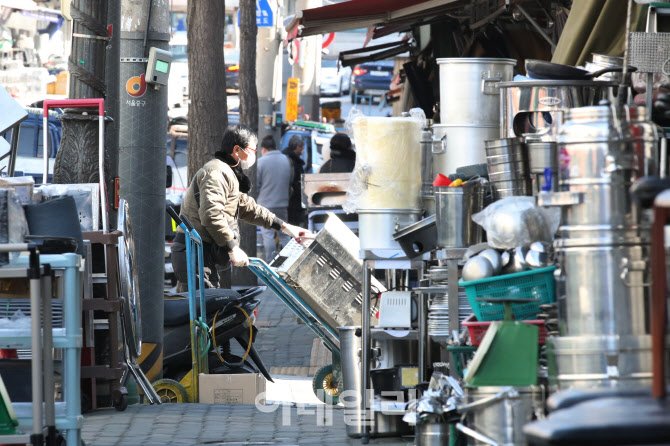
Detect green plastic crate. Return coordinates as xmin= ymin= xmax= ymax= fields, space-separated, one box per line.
xmin=460 ymin=266 xmax=556 ymax=321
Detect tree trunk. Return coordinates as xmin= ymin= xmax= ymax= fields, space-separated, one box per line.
xmin=187 ymin=0 xmax=227 ymax=182
xmin=239 ymin=0 xmax=258 ymax=135
xmin=233 ymin=0 xmax=259 ymax=286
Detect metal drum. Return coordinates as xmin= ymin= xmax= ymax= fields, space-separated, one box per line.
xmin=547 ymin=335 xmax=654 ymax=391
xmin=625 ymin=106 xmax=659 ymax=177
xmin=435 ymin=58 xmax=515 ymax=175
xmin=434 ymin=184 xmax=485 ymax=248
xmin=357 ymin=209 xmax=421 ymax=251
xmin=554 ymin=239 xmax=650 ymax=337
xmin=556 ymin=105 xmax=638 ymax=230
xmin=484 ymin=138 xmax=532 ymax=199
xmin=499 ymin=80 xmax=618 ymax=138
xmin=461 ymin=386 xmax=543 ymax=446
xmin=338 ymin=326 xmax=414 ymax=438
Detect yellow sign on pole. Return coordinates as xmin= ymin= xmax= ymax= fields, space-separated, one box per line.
xmin=286 ymin=77 xmax=299 ymax=122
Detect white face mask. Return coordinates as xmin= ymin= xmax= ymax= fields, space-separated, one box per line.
xmin=240 ymin=149 xmax=256 ymax=169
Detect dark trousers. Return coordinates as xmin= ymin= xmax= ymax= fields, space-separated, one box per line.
xmin=171 ymin=237 xmax=231 ymax=292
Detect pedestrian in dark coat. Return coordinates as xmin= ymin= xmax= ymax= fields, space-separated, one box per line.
xmin=319 ymin=133 xmax=355 ymax=174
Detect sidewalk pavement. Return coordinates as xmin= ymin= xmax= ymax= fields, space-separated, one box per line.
xmin=82 ymin=403 xmax=415 ymax=446
xmin=81 ymin=286 xmax=413 ymax=445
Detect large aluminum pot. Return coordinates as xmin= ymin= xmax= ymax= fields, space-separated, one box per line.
xmin=432 ymin=125 xmax=497 ymax=175
xmin=499 ymin=80 xmax=618 ymax=138
xmin=556 ymin=105 xmax=637 ymax=229
xmin=338 ymin=326 xmax=414 ymax=438
xmin=554 ymin=240 xmax=650 ymax=337
xmin=357 ymin=209 xmax=421 ymax=251
xmin=460 ymin=386 xmax=544 ymax=446
xmin=434 ymin=184 xmax=485 ymax=248
xmin=416 ymin=418 xmax=449 ymax=446
xmin=437 ymin=58 xmax=515 ymax=126
xmin=546 ymin=335 xmax=655 ymax=391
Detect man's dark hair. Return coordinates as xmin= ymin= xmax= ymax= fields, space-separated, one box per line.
xmin=330 ymin=133 xmax=352 ymax=153
xmin=261 ymin=134 xmax=276 ymax=151
xmin=287 ymin=135 xmax=304 ymax=152
xmin=218 ymin=124 xmax=257 ymax=155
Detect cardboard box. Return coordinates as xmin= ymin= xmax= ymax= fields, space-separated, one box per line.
xmin=198 ymin=373 xmax=266 ymax=405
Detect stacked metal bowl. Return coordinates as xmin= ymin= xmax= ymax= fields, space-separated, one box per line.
xmin=424 ymin=266 xmax=470 ymax=339
xmin=484 ymin=137 xmax=532 ymax=200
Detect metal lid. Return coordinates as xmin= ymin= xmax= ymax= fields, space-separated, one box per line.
xmin=497 ymin=79 xmax=617 ymax=88
xmin=436 ymin=57 xmax=517 ymax=65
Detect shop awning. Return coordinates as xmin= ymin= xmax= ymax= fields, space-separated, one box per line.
xmin=286 ymin=0 xmax=465 ymax=39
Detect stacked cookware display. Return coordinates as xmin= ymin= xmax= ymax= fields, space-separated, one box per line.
xmin=434 ymin=58 xmax=516 ymax=174
xmin=540 ymin=104 xmax=658 ymax=390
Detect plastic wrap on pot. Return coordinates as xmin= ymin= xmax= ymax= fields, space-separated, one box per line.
xmin=0 ymin=189 xmax=29 ymax=265
xmin=472 ymin=196 xmax=560 ymax=249
xmin=343 ymin=108 xmax=425 ymax=213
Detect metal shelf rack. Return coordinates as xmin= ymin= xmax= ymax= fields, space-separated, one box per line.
xmin=0 ymin=250 xmax=82 ymax=446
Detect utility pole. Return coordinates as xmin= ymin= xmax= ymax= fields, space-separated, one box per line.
xmin=118 ymin=0 xmax=170 ymax=382
xmin=257 ymin=0 xmax=283 ymax=143
xmin=292 ymin=0 xmax=321 ymax=121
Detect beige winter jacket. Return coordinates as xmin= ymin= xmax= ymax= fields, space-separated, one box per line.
xmin=178 ymin=158 xmax=282 ymax=250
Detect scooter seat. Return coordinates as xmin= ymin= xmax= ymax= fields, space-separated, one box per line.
xmin=164 ymin=288 xmax=242 ymax=327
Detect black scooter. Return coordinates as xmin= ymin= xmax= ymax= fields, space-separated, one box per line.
xmin=161 ymin=286 xmax=272 ymax=382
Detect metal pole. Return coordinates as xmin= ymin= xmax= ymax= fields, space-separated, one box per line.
xmin=29 ymin=262 xmax=43 ymax=444
xmin=419 ymin=293 xmax=427 ymax=382
xmin=41 ymin=269 xmax=56 ymax=446
xmin=119 ymin=0 xmax=169 ymax=381
xmin=361 ymin=260 xmax=371 ymax=443
xmin=42 ymin=115 xmax=48 ymax=184
xmin=105 ymin=0 xmax=122 ymax=228
xmin=7 ymin=123 xmax=20 ymax=177
xmin=447 ymin=257 xmax=460 ymax=377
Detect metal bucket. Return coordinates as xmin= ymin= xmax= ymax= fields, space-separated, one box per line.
xmin=416 ymin=418 xmax=449 ymax=446
xmin=498 ymin=80 xmax=618 ymax=138
xmin=357 ymin=209 xmax=421 ymax=251
xmin=554 ymin=240 xmax=650 ymax=337
xmin=485 ymin=138 xmax=532 ymax=200
xmin=460 ymin=386 xmax=543 ymax=446
xmin=546 ymin=335 xmax=654 ymax=391
xmin=434 ymin=185 xmax=485 ymax=248
xmin=436 ymin=58 xmax=515 ymax=126
xmin=526 ymin=141 xmax=558 ymax=193
xmin=432 ymin=124 xmax=497 ymax=176
xmin=338 ymin=326 xmax=414 ymax=438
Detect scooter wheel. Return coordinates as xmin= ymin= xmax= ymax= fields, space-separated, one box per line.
xmin=153 ymin=379 xmax=189 ymax=404
xmin=312 ymin=364 xmax=340 ymax=405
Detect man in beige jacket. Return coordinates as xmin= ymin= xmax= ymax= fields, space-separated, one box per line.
xmin=171 ymin=125 xmax=307 ymax=291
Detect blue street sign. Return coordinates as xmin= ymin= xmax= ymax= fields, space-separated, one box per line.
xmin=237 ymin=0 xmax=274 ymax=27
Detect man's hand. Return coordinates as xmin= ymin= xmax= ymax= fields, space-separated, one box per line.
xmin=281 ymin=223 xmax=312 ymax=239
xmin=228 ymin=246 xmax=249 ymax=267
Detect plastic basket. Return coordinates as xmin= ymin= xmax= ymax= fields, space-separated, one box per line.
xmin=460 ymin=266 xmax=556 ymax=321
xmin=462 ymin=313 xmax=548 ymax=346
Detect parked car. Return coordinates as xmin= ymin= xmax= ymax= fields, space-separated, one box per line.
xmin=320 ymin=58 xmax=351 ymax=97
xmin=349 ymin=60 xmax=394 ymax=103
xmin=224 ymin=50 xmax=240 ymax=90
